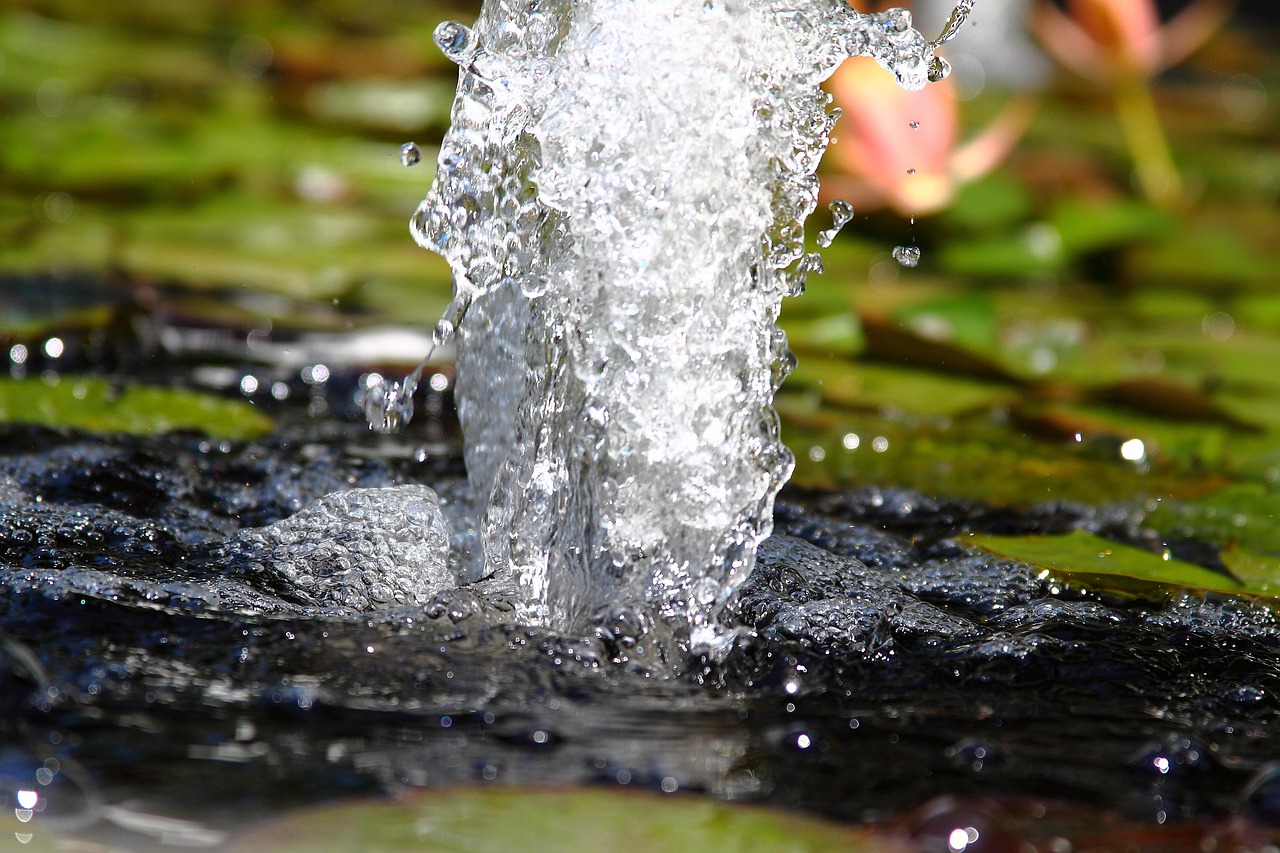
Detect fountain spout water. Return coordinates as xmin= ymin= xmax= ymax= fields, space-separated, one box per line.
xmin=390 ymin=0 xmax=962 ymax=649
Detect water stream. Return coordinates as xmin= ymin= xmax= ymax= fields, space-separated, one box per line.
xmin=365 ymin=0 xmax=967 ymax=649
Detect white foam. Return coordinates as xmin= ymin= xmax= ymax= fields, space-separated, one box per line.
xmin=409 ymin=0 xmax=956 ymax=645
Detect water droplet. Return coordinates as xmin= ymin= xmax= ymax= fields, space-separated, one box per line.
xmin=892 ymin=245 xmax=921 ymax=267
xmin=363 ymin=377 xmax=416 ymax=435
xmin=816 ymin=200 xmax=855 ymax=247
xmin=434 ymin=21 xmax=478 ymax=65
xmin=829 ymin=200 xmax=855 ymax=228
xmin=400 ymin=142 xmax=422 ymax=167
xmin=798 ymin=253 xmax=824 ymax=276
xmin=927 ymin=55 xmax=953 ymax=83
xmin=433 ymin=320 xmax=455 ymax=347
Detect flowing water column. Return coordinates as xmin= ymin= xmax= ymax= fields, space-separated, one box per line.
xmin=481 ymin=0 xmax=808 ymax=645
xmin=417 ymin=0 xmax=950 ymax=645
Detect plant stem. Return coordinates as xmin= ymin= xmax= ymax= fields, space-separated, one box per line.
xmin=1114 ymin=77 xmax=1182 ymax=205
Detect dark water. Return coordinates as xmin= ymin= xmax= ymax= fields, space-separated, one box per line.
xmin=3 ymin=275 xmax=1280 ymax=848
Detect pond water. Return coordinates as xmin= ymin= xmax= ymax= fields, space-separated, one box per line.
xmin=3 ymin=276 xmax=1280 ymax=849
xmin=3 ymin=0 xmax=1280 ymax=849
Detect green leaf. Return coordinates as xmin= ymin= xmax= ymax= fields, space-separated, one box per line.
xmin=1219 ymin=545 xmax=1280 ymax=596
xmin=1127 ymin=221 xmax=1273 ymax=289
xmin=940 ymin=173 xmax=1032 ymax=234
xmin=0 ymin=377 xmax=274 ymax=440
xmin=1048 ymin=197 xmax=1172 ymax=257
xmin=892 ymin=292 xmax=999 ymax=354
xmin=969 ymin=529 xmax=1260 ymax=600
xmin=788 ymin=357 xmax=1013 ymax=418
xmin=936 ymin=229 xmax=1060 ymax=280
xmin=1146 ymin=482 xmax=1280 ymax=556
xmin=226 ymin=787 xmax=908 ymax=853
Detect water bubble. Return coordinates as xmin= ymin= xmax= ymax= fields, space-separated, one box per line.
xmin=892 ymin=245 xmax=921 ymax=268
xmin=399 ymin=142 xmax=422 ymax=167
xmin=35 ymin=78 xmax=70 ymax=117
xmin=40 ymin=192 xmax=74 ymax=223
xmin=909 ymin=120 xmax=920 ymax=130
xmin=1222 ymin=73 xmax=1268 ymax=123
xmin=1202 ymin=311 xmax=1235 ymax=341
xmin=229 ymin=34 xmax=273 ymax=79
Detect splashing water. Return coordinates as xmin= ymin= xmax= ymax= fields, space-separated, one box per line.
xmin=816 ymin=200 xmax=856 ymax=248
xmin=367 ymin=0 xmax=966 ymax=649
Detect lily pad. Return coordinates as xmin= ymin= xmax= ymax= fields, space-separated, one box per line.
xmin=0 ymin=376 xmax=273 ymax=439
xmin=1219 ymin=544 xmax=1280 ymax=597
xmin=969 ymin=529 xmax=1262 ymax=600
xmin=1146 ymin=482 xmax=1280 ymax=557
xmin=788 ymin=356 xmax=1013 ymax=418
xmin=227 ymin=787 xmax=908 ymax=852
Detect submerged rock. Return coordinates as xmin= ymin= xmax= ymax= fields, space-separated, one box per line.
xmin=210 ymin=485 xmax=453 ymax=611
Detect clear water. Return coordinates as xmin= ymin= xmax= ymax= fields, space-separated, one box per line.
xmin=3 ymin=409 xmax=1280 ymax=848
xmin=362 ymin=0 xmax=966 ymax=649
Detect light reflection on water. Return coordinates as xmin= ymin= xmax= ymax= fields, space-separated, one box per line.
xmin=3 ymin=280 xmax=1280 ymax=849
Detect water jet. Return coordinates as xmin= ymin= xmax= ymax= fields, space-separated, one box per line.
xmin=368 ymin=0 xmax=972 ymax=648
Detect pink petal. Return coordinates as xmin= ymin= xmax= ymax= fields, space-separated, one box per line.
xmin=1158 ymin=0 xmax=1233 ymax=70
xmin=1067 ymin=0 xmax=1162 ymax=76
xmin=950 ymin=96 xmax=1038 ymax=184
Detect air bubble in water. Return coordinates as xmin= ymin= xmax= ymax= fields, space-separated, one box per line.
xmin=893 ymin=245 xmax=921 ymax=268
xmin=909 ymin=120 xmax=920 ymax=130
xmin=400 ymin=142 xmax=422 ymax=167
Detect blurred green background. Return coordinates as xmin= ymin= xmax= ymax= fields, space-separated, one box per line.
xmin=1 ymin=1 xmax=1279 ymax=590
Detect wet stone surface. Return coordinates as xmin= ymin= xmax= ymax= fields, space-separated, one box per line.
xmin=1 ymin=422 xmax=1279 ymax=847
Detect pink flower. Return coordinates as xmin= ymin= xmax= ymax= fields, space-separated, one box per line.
xmin=822 ymin=57 xmax=1033 ymax=217
xmin=1031 ymin=0 xmax=1234 ymax=203
xmin=1032 ymin=0 xmax=1233 ymax=83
